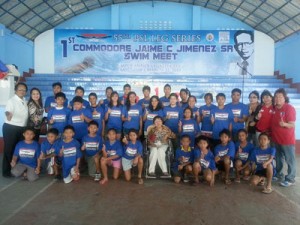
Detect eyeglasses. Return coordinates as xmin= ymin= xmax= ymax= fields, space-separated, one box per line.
xmin=237 ymin=42 xmax=253 ymax=48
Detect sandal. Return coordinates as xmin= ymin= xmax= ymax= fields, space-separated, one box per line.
xmin=234 ymin=178 xmax=241 ymax=183
xmin=258 ymin=178 xmax=265 ymax=186
xmin=225 ymin=179 xmax=232 ymax=185
xmin=262 ymin=187 xmax=273 ymax=194
xmin=138 ymin=177 xmax=144 ymax=185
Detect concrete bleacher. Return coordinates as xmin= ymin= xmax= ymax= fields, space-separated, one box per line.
xmin=25 ymin=74 xmax=300 ymax=107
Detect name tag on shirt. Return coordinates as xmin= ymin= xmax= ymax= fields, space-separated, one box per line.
xmin=218 ymin=149 xmax=228 ymax=157
xmin=92 ymin=113 xmax=101 ymax=119
xmin=46 ymin=148 xmax=55 ymax=156
xmin=167 ymin=112 xmax=179 ymax=119
xmin=215 ymin=113 xmax=229 ymax=120
xmin=238 ymin=152 xmax=249 ymax=161
xmin=63 ymin=147 xmax=76 ymax=157
xmin=86 ymin=142 xmax=99 ymax=151
xmin=108 ymin=150 xmax=117 ymax=156
xmin=53 ymin=115 xmax=66 ymax=122
xmin=19 ymin=148 xmax=35 ymax=158
xmin=202 ymin=110 xmax=210 ymax=117
xmin=110 ymin=110 xmax=121 ymax=117
xmin=126 ymin=147 xmax=137 ymax=156
xmin=183 ymin=124 xmax=194 ymax=133
xmin=128 ymin=110 xmax=139 ymax=117
xmin=72 ymin=116 xmax=83 ymax=123
xmin=256 ymin=154 xmax=270 ymax=164
xmin=232 ymin=109 xmax=241 ymax=117
xmin=182 ymin=156 xmax=190 ymax=163
xmin=200 ymin=158 xmax=210 ymax=168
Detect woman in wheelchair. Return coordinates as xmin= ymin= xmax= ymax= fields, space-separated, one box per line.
xmin=146 ymin=116 xmax=176 ymax=176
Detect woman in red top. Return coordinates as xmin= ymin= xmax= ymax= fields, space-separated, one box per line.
xmin=271 ymin=88 xmax=296 ymax=187
xmin=254 ymin=90 xmax=274 ymax=145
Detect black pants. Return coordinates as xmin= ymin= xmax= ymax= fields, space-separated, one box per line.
xmin=2 ymin=123 xmax=25 ymax=177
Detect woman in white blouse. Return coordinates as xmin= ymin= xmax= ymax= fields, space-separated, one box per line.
xmin=2 ymin=82 xmax=29 ymax=178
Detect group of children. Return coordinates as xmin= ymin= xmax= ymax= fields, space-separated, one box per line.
xmin=9 ymin=82 xmax=277 ymax=194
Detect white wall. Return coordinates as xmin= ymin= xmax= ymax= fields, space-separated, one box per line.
xmin=34 ymin=29 xmax=54 ymax=74
xmin=253 ymin=30 xmax=275 ymax=75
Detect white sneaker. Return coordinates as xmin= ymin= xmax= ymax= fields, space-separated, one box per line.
xmin=94 ymin=173 xmax=101 ymax=181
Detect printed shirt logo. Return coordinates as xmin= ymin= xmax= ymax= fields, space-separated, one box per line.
xmin=19 ymin=148 xmax=35 ymax=158
xmin=200 ymin=158 xmax=210 ymax=168
xmin=107 ymin=150 xmax=117 ymax=156
xmin=53 ymin=114 xmax=66 ymax=122
xmin=232 ymin=109 xmax=241 ymax=117
xmin=215 ymin=113 xmax=229 ymax=120
xmin=128 ymin=109 xmax=139 ymax=117
xmin=256 ymin=154 xmax=270 ymax=164
xmin=110 ymin=110 xmax=121 ymax=117
xmin=50 ymin=102 xmax=57 ymax=107
xmin=183 ymin=124 xmax=194 ymax=133
xmin=238 ymin=152 xmax=249 ymax=161
xmin=92 ymin=113 xmax=101 ymax=119
xmin=72 ymin=115 xmax=83 ymax=123
xmin=126 ymin=147 xmax=137 ymax=156
xmin=46 ymin=148 xmax=55 ymax=156
xmin=63 ymin=147 xmax=76 ymax=157
xmin=147 ymin=113 xmax=156 ymax=120
xmin=86 ymin=142 xmax=99 ymax=151
xmin=218 ymin=149 xmax=228 ymax=157
xmin=182 ymin=156 xmax=190 ymax=163
xmin=167 ymin=111 xmax=179 ymax=119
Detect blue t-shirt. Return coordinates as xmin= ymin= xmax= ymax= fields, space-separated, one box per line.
xmin=143 ymin=108 xmax=164 ymax=131
xmin=235 ymin=141 xmax=254 ymax=163
xmin=173 ymin=147 xmax=194 ymax=168
xmin=163 ymin=105 xmax=183 ymax=134
xmin=159 ymin=96 xmax=170 ymax=107
xmin=123 ymin=141 xmax=143 ymax=160
xmin=122 ymin=104 xmax=143 ymax=131
xmin=45 ymin=96 xmax=68 ymax=109
xmin=47 ymin=106 xmax=71 ymax=134
xmin=55 ymin=139 xmax=82 ymax=178
xmin=249 ymin=146 xmax=276 ymax=171
xmin=13 ymin=141 xmax=40 ymax=168
xmin=81 ymin=134 xmax=103 ymax=157
xmin=101 ymin=99 xmax=110 ymax=110
xmin=41 ymin=139 xmax=58 ymax=164
xmin=180 ymin=118 xmax=200 ymax=147
xmin=180 ymin=101 xmax=189 ymax=109
xmin=105 ymin=105 xmax=123 ymax=132
xmin=214 ymin=141 xmax=235 ymax=160
xmin=138 ymin=98 xmax=150 ymax=109
xmin=68 ymin=108 xmax=93 ymax=141
xmin=104 ymin=140 xmax=123 ymax=161
xmin=193 ymin=148 xmax=216 ymax=171
xmin=211 ymin=107 xmax=234 ymax=140
xmin=199 ymin=104 xmax=218 ymax=133
xmin=90 ymin=106 xmax=104 ymax=136
xmin=69 ymin=99 xmax=90 ymax=110
xmin=225 ymin=102 xmax=249 ymax=135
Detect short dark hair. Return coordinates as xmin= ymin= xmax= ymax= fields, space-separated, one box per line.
xmin=183 ymin=107 xmax=194 ymax=118
xmin=259 ymin=132 xmax=270 ymax=140
xmin=55 ymin=92 xmax=66 ymax=99
xmin=72 ymin=96 xmax=83 ymax=103
xmin=88 ymin=120 xmax=99 ymax=127
xmin=106 ymin=86 xmax=113 ymax=92
xmin=123 ymin=84 xmax=131 ymax=90
xmin=204 ymin=93 xmax=213 ymax=101
xmin=219 ymin=129 xmax=231 ymax=138
xmin=234 ymin=30 xmax=254 ymax=44
xmin=75 ymin=86 xmax=85 ymax=94
xmin=128 ymin=128 xmax=138 ymax=136
xmin=63 ymin=125 xmax=75 ymax=133
xmin=164 ymin=84 xmax=171 ymax=89
xmin=181 ymin=134 xmax=191 ymax=140
xmin=188 ymin=95 xmax=197 ymax=102
xmin=23 ymin=127 xmax=35 ymax=134
xmin=88 ymin=92 xmax=97 ymax=99
xmin=169 ymin=93 xmax=178 ymax=99
xmin=52 ymin=82 xmax=62 ymax=88
xmin=15 ymin=82 xmax=28 ymax=92
xmin=261 ymin=89 xmax=273 ymax=104
xmin=274 ymin=88 xmax=289 ymax=103
xmin=216 ymin=93 xmax=226 ymax=100
xmin=153 ymin=115 xmax=163 ymax=123
xmin=142 ymin=85 xmax=151 ymax=92
xmin=107 ymin=128 xmax=117 ymax=134
xmin=237 ymin=129 xmax=247 ymax=135
xmin=231 ymin=88 xmax=242 ymax=95
xmin=47 ymin=128 xmax=59 ymax=136
xmin=195 ymin=135 xmax=210 ymax=147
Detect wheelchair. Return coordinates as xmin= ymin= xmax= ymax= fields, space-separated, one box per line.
xmin=143 ymin=137 xmax=174 ymax=179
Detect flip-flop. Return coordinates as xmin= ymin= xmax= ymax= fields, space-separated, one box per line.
xmin=225 ymin=179 xmax=232 ymax=185
xmin=262 ymin=187 xmax=273 ymax=194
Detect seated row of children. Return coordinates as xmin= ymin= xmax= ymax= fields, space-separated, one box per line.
xmin=11 ymin=118 xmax=275 ymax=194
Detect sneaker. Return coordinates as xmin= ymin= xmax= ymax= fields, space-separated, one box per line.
xmin=54 ymin=174 xmax=62 ymax=181
xmin=280 ymin=180 xmax=295 ymax=187
xmin=183 ymin=174 xmax=189 ymax=183
xmin=94 ymin=173 xmax=101 ymax=182
xmin=272 ymin=177 xmax=279 ymax=182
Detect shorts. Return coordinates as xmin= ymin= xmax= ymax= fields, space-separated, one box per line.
xmin=46 ymin=157 xmax=55 ymax=175
xmin=172 ymin=164 xmax=191 ymax=177
xmin=85 ymin=154 xmax=98 ymax=177
xmin=122 ymin=157 xmax=135 ymax=171
xmin=255 ymin=169 xmax=267 ymax=177
xmin=108 ymin=159 xmax=122 ymax=169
